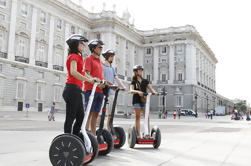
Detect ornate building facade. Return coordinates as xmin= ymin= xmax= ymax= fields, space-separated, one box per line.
xmin=0 ymin=0 xmax=233 ymax=113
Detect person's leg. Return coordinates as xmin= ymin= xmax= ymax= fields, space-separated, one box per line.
xmin=90 ymin=112 xmax=99 ymax=135
xmin=73 ymin=93 xmax=85 ymax=135
xmin=90 ymin=92 xmax=104 ymax=135
xmin=134 ymin=107 xmax=141 ymax=137
xmin=63 ymin=88 xmax=78 ymax=134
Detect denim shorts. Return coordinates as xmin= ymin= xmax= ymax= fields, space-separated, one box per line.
xmin=133 ymin=103 xmax=146 ymax=109
xmin=84 ymin=90 xmax=104 ymax=112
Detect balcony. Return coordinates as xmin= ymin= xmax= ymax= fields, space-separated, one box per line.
xmin=0 ymin=52 xmax=7 ymax=59
xmin=53 ymin=65 xmax=64 ymax=71
xmin=15 ymin=56 xmax=29 ymax=63
xmin=35 ymin=61 xmax=48 ymax=68
xmin=174 ymin=80 xmax=185 ymax=84
xmin=157 ymin=80 xmax=168 ymax=84
xmin=117 ymin=74 xmax=125 ymax=80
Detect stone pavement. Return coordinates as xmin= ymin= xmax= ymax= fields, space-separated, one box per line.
xmin=0 ymin=111 xmax=250 ymax=166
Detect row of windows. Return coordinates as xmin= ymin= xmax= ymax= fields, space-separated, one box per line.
xmin=16 ymin=81 xmax=62 ymax=102
xmin=145 ymin=73 xmax=183 ymax=82
xmin=146 ymin=45 xmax=184 ymax=55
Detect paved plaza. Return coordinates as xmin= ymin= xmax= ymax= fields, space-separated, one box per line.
xmin=0 ymin=111 xmax=250 ymax=166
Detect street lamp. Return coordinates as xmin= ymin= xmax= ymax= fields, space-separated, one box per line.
xmin=195 ymin=91 xmax=198 ymax=117
xmin=161 ymin=87 xmax=167 ymax=113
xmin=206 ymin=95 xmax=209 ymax=113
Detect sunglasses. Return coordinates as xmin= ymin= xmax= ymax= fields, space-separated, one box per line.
xmin=97 ymin=46 xmax=103 ymax=49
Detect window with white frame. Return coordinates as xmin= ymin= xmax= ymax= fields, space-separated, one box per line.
xmin=56 ymin=19 xmax=62 ymax=30
xmin=146 ymin=48 xmax=151 ymax=54
xmin=71 ymin=26 xmax=75 ymax=34
xmin=176 ymin=95 xmax=183 ymax=107
xmin=40 ymin=29 xmax=45 ymax=37
xmin=16 ymin=81 xmax=25 ymax=99
xmin=21 ymin=3 xmax=28 ymax=16
xmin=161 ymin=74 xmax=166 ymax=82
xmin=178 ymin=73 xmax=183 ymax=81
xmin=40 ymin=11 xmax=46 ymax=23
xmin=0 ymin=31 xmax=4 ymax=52
xmin=37 ymin=84 xmax=43 ymax=100
xmin=0 ymin=14 xmax=5 ymax=20
xmin=17 ymin=37 xmax=27 ymax=57
xmin=36 ymin=44 xmax=45 ymax=61
xmin=0 ymin=0 xmax=6 ymax=7
xmin=161 ymin=46 xmax=167 ymax=54
xmin=54 ymin=86 xmax=61 ymax=102
xmin=96 ymin=33 xmax=101 ymax=39
xmin=54 ymin=48 xmax=63 ymax=66
xmin=176 ymin=45 xmax=183 ymax=53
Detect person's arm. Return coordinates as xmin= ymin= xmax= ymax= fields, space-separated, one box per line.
xmin=70 ymin=60 xmax=94 ymax=83
xmin=130 ymin=84 xmax=143 ymax=96
xmin=115 ymin=76 xmax=127 ymax=90
xmin=147 ymin=84 xmax=158 ymax=95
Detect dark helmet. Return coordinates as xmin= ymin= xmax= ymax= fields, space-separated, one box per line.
xmin=88 ymin=39 xmax=104 ymax=52
xmin=133 ymin=65 xmax=144 ymax=72
xmin=102 ymin=49 xmax=115 ymax=59
xmin=66 ymin=34 xmax=88 ymax=46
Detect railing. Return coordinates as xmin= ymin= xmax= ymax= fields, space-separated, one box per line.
xmin=157 ymin=80 xmax=168 ymax=84
xmin=35 ymin=61 xmax=48 ymax=68
xmin=15 ymin=56 xmax=29 ymax=63
xmin=0 ymin=52 xmax=7 ymax=59
xmin=117 ymin=74 xmax=125 ymax=80
xmin=174 ymin=80 xmax=185 ymax=84
xmin=53 ymin=65 xmax=64 ymax=71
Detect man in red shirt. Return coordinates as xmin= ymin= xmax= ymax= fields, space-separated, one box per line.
xmin=84 ymin=39 xmax=105 ymax=135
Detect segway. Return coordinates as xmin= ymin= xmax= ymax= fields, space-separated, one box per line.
xmin=128 ymin=93 xmax=161 ymax=149
xmin=49 ymin=83 xmax=100 ymax=166
xmin=108 ymin=86 xmax=126 ymax=149
xmin=96 ymin=84 xmax=114 ymax=155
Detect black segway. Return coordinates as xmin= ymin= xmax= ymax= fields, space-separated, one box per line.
xmin=96 ymin=84 xmax=114 ymax=155
xmin=128 ymin=92 xmax=161 ymax=149
xmin=49 ymin=83 xmax=99 ymax=166
xmin=108 ymin=87 xmax=126 ymax=149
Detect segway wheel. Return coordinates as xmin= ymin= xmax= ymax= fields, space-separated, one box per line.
xmin=151 ymin=126 xmax=161 ymax=149
xmin=84 ymin=131 xmax=99 ymax=164
xmin=98 ymin=129 xmax=114 ymax=156
xmin=114 ymin=126 xmax=126 ymax=149
xmin=128 ymin=126 xmax=137 ymax=148
xmin=49 ymin=134 xmax=85 ymax=166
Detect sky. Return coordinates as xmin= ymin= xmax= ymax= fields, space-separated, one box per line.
xmin=72 ymin=0 xmax=251 ymax=104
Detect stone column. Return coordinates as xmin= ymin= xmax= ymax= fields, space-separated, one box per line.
xmin=153 ymin=47 xmax=159 ymax=84
xmin=7 ymin=0 xmax=18 ymax=61
xmin=29 ymin=7 xmax=38 ymax=66
xmin=64 ymin=23 xmax=70 ymax=73
xmin=185 ymin=43 xmax=196 ymax=84
xmin=168 ymin=45 xmax=175 ymax=84
xmin=47 ymin=15 xmax=55 ymax=70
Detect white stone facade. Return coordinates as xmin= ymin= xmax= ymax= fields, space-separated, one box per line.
xmin=0 ymin=0 xmax=233 ymax=113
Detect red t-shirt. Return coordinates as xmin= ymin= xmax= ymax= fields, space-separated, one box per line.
xmin=66 ymin=53 xmax=84 ymax=88
xmin=83 ymin=54 xmax=104 ymax=93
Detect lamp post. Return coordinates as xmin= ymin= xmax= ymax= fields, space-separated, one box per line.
xmin=195 ymin=92 xmax=198 ymax=117
xmin=162 ymin=86 xmax=167 ymax=113
xmin=206 ymin=95 xmax=209 ymax=113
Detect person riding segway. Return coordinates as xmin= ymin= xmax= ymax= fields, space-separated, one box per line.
xmin=49 ymin=34 xmax=99 ymax=166
xmin=128 ymin=65 xmax=161 ymax=148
